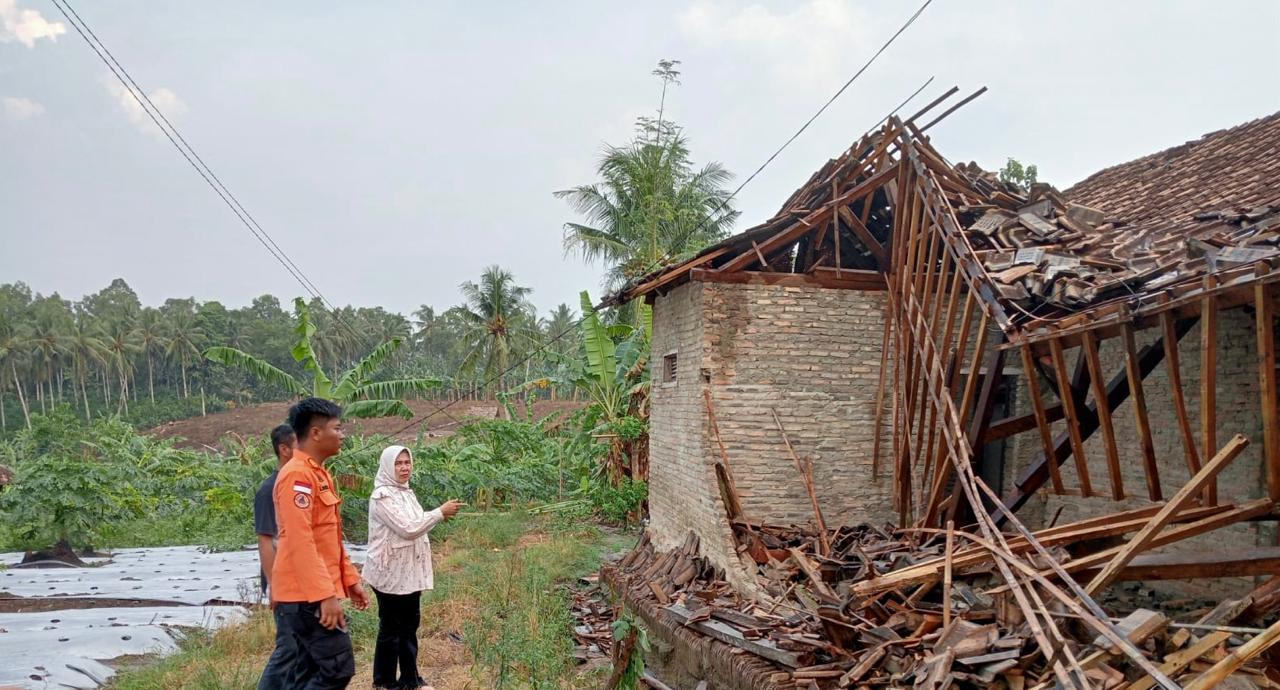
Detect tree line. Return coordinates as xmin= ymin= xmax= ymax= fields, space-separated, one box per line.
xmin=0 ymin=60 xmax=739 ymax=433
xmin=0 ymin=267 xmax=588 ymax=431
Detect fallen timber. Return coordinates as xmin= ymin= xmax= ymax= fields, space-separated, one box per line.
xmin=609 ymin=445 xmax=1280 ymax=689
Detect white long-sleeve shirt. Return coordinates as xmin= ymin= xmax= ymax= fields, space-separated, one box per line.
xmin=362 ymin=488 xmax=444 ymax=595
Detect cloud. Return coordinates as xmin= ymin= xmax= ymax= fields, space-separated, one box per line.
xmin=103 ymin=76 xmax=188 ymax=136
xmin=0 ymin=0 xmax=66 ymax=48
xmin=2 ymin=95 xmax=44 ymax=120
xmin=678 ymin=0 xmax=872 ymax=88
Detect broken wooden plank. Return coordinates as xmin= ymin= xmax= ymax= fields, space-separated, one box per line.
xmin=1083 ymin=435 xmax=1250 ymax=596
xmin=772 ymin=409 xmax=832 ymax=556
xmin=1182 ymin=618 xmax=1280 ymax=690
xmin=1078 ymin=546 xmax=1280 ymax=582
xmin=664 ymin=603 xmax=805 ymax=668
xmin=943 ymin=519 xmax=955 ymax=628
xmin=1090 ymin=609 xmax=1167 ymax=654
xmin=1127 ymin=631 xmax=1232 ymax=690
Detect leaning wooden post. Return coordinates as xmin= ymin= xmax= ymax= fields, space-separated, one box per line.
xmin=1254 ymin=266 xmax=1279 ymax=503
xmin=1200 ymin=276 xmax=1220 ymax=504
xmin=771 ymin=408 xmax=831 ymax=556
xmin=942 ymin=519 xmax=955 ymax=628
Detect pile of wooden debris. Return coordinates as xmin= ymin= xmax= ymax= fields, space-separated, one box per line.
xmin=613 ymin=489 xmax=1280 ymax=688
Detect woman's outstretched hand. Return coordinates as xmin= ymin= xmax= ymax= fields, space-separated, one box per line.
xmin=440 ymin=499 xmax=465 ymax=520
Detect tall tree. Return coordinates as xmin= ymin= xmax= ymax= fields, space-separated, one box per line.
xmin=455 ymin=266 xmax=535 ymax=391
xmin=557 ymin=60 xmax=738 ymax=292
xmin=162 ymin=303 xmax=204 ymax=399
xmin=101 ymin=316 xmax=139 ymax=414
xmin=136 ymin=308 xmax=166 ymax=404
xmin=67 ymin=311 xmax=107 ymax=420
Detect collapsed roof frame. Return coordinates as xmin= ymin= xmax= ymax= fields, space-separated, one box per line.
xmin=621 ymin=102 xmax=1280 ymax=541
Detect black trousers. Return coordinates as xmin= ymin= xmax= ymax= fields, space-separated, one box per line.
xmin=257 ymin=605 xmax=313 ymax=690
xmin=273 ymin=602 xmax=355 ymax=690
xmin=372 ymin=588 xmax=423 ymax=689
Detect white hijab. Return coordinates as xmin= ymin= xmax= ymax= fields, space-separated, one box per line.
xmin=370 ymin=444 xmax=414 ymax=500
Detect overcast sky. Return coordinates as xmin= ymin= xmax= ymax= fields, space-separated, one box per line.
xmin=2 ymin=0 xmax=1277 ymax=318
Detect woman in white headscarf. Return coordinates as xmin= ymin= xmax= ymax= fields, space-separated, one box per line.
xmin=364 ymin=445 xmax=463 ymax=690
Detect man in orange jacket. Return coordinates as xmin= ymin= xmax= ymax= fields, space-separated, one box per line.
xmin=270 ymin=397 xmax=369 ymax=689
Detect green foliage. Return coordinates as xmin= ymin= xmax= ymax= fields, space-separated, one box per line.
xmin=557 ymin=62 xmax=738 ymax=292
xmin=611 ymin=612 xmax=651 ymax=690
xmin=464 ymin=548 xmax=575 ymax=689
xmin=999 ymin=158 xmax=1039 ymax=190
xmin=0 ymin=408 xmax=265 ymax=550
xmin=203 ymin=297 xmax=439 ymax=419
xmin=591 ymin=477 xmax=647 ymax=524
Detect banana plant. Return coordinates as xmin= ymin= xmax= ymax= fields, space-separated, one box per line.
xmin=533 ymin=291 xmax=650 ymax=483
xmin=204 ymin=298 xmax=440 ymax=418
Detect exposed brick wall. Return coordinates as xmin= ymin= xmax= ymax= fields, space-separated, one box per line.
xmin=1004 ymin=308 xmax=1277 ymax=597
xmin=648 ymin=282 xmax=747 ymax=587
xmin=648 ymin=280 xmax=895 ymax=586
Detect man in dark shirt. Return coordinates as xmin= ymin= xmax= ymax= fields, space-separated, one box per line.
xmin=256 ymin=424 xmax=301 ymax=690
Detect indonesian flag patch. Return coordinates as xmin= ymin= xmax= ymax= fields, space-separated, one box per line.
xmin=293 ymin=481 xmax=313 ymax=509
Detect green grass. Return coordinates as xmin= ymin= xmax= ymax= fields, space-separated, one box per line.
xmin=107 ymin=511 xmax=638 ymax=689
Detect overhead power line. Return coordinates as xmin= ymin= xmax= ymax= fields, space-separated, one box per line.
xmin=51 ymin=0 xmax=937 ymax=447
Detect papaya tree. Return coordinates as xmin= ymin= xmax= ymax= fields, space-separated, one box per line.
xmin=204 ymin=298 xmax=439 ymax=418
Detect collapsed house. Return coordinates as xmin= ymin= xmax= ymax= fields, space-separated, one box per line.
xmin=601 ymin=99 xmax=1280 ymax=688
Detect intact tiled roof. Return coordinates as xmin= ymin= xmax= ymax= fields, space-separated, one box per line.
xmin=1065 ymin=111 xmax=1280 ymax=225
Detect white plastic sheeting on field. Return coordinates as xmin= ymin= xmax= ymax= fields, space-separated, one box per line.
xmin=0 ymin=606 xmax=248 ymax=689
xmin=0 ymin=543 xmax=366 ymax=688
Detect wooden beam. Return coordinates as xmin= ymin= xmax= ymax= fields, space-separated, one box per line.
xmin=664 ymin=604 xmax=804 ymax=667
xmin=836 ymin=205 xmax=885 ymax=266
xmin=1083 ymin=435 xmax=1250 ymax=596
xmin=984 ymin=498 xmax=1274 ymax=595
xmin=1081 ymin=330 xmax=1125 ymax=501
xmin=983 ymin=404 xmax=1065 ymax=444
xmin=1256 ymin=272 xmax=1279 ymax=502
xmin=688 ymin=268 xmax=886 ymax=291
xmin=620 ymin=246 xmax=733 ymax=302
xmin=1076 ymin=546 xmax=1280 ymax=582
xmin=1050 ymin=338 xmax=1093 ymax=498
xmin=1161 ymin=308 xmax=1203 ymax=484
xmin=1201 ymin=278 xmax=1219 ymax=505
xmin=716 ymin=163 xmax=898 ymax=274
xmin=1002 ymin=320 xmax=1197 ymax=518
xmin=1020 ymin=343 xmax=1064 ymax=493
xmin=1121 ymin=322 xmax=1162 ymax=501
xmin=1128 ymin=631 xmax=1232 ymax=690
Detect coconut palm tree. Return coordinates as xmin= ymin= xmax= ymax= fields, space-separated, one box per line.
xmin=163 ymin=307 xmax=205 ymax=399
xmin=25 ymin=297 xmax=74 ymax=412
xmin=556 ymin=135 xmax=737 ymax=292
xmin=67 ymin=313 xmax=107 ymax=420
xmin=454 ymin=266 xmax=535 ymax=393
xmin=136 ymin=308 xmax=167 ymax=404
xmin=101 ymin=316 xmax=140 ymax=414
xmin=0 ymin=318 xmax=30 ymax=429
